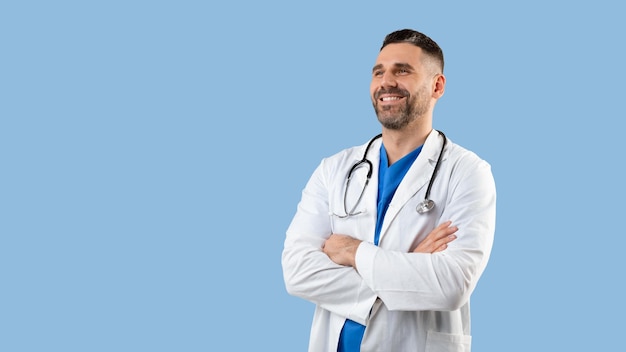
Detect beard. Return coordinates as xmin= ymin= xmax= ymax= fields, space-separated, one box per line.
xmin=373 ymin=86 xmax=429 ymax=130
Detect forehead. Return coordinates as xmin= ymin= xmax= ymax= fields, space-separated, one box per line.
xmin=374 ymin=43 xmax=424 ymax=68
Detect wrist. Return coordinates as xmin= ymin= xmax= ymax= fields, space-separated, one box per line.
xmin=348 ymin=240 xmax=361 ymax=267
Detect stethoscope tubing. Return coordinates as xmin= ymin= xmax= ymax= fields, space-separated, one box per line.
xmin=336 ymin=130 xmax=446 ymax=217
xmin=423 ymin=130 xmax=447 ymax=202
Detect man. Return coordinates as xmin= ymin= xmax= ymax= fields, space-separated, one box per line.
xmin=282 ymin=29 xmax=496 ymax=352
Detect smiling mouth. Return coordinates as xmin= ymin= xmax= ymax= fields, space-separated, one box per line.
xmin=380 ymin=96 xmax=404 ymax=102
xmin=376 ymin=88 xmax=408 ymax=102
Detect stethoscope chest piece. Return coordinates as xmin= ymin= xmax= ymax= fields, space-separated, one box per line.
xmin=416 ymin=199 xmax=435 ymax=214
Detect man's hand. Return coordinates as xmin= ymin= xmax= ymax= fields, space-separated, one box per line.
xmin=413 ymin=220 xmax=458 ymax=253
xmin=323 ymin=234 xmax=362 ymax=267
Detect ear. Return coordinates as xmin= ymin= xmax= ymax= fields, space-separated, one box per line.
xmin=432 ymin=74 xmax=446 ymax=99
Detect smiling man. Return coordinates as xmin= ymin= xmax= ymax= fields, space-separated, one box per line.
xmin=282 ymin=29 xmax=496 ymax=352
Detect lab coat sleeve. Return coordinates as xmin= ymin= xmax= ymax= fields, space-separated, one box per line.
xmin=355 ymin=154 xmax=496 ymax=312
xmin=282 ymin=159 xmax=377 ymax=325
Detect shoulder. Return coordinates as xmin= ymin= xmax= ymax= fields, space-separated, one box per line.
xmin=307 ymin=137 xmax=379 ymax=184
xmin=443 ymin=137 xmax=493 ymax=178
xmin=321 ymin=138 xmax=376 ymax=167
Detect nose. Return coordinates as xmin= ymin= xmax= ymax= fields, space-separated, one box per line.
xmin=380 ymin=71 xmax=397 ymax=88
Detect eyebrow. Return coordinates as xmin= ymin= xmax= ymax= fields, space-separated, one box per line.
xmin=372 ymin=62 xmax=415 ymax=73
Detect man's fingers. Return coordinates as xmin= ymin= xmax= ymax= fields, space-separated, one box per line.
xmin=432 ymin=234 xmax=457 ymax=252
xmin=413 ymin=221 xmax=458 ymax=253
xmin=433 ymin=243 xmax=448 ymax=253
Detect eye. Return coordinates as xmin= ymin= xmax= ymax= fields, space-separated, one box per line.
xmin=397 ymin=68 xmax=409 ymax=75
xmin=373 ymin=70 xmax=384 ymax=77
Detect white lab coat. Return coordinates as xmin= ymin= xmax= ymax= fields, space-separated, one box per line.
xmin=282 ymin=129 xmax=496 ymax=352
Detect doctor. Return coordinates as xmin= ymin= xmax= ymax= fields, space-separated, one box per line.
xmin=282 ymin=29 xmax=496 ymax=352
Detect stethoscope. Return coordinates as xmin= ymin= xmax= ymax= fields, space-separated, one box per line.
xmin=332 ymin=130 xmax=447 ymax=218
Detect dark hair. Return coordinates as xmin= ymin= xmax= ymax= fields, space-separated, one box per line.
xmin=381 ymin=29 xmax=444 ymax=72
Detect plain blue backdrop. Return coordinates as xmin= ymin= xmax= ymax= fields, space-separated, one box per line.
xmin=2 ymin=1 xmax=624 ymax=351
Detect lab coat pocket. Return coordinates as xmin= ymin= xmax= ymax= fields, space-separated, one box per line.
xmin=329 ymin=210 xmax=374 ymax=243
xmin=425 ymin=330 xmax=471 ymax=352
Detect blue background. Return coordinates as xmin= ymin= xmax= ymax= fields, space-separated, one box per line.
xmin=2 ymin=1 xmax=624 ymax=351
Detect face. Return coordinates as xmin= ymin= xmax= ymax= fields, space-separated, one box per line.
xmin=370 ymin=43 xmax=438 ymax=130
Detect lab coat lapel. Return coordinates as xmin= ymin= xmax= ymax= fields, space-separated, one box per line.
xmin=378 ymin=130 xmax=443 ymax=243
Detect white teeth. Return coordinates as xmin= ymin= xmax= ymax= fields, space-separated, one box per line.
xmin=381 ymin=96 xmax=401 ymax=101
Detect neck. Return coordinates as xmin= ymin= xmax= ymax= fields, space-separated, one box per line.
xmin=381 ymin=124 xmax=432 ymax=165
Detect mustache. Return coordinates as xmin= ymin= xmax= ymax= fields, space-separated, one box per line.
xmin=374 ymin=87 xmax=410 ymax=100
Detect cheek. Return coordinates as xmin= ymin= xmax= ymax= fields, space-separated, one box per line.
xmin=369 ymin=83 xmax=378 ymax=100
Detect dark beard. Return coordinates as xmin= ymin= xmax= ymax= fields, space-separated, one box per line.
xmin=373 ymin=87 xmax=429 ymax=130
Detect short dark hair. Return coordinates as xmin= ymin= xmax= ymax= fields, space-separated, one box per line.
xmin=381 ymin=29 xmax=444 ymax=72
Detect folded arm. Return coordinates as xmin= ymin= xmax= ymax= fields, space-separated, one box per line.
xmin=355 ymin=160 xmax=496 ymax=311
xmin=282 ymin=161 xmax=376 ymax=324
